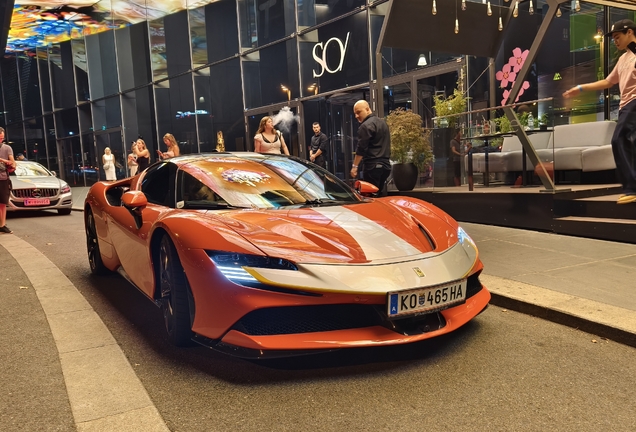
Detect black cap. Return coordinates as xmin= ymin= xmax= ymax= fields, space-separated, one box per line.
xmin=605 ymin=19 xmax=636 ymax=37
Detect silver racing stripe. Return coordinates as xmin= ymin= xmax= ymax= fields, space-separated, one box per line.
xmin=312 ymin=207 xmax=421 ymax=261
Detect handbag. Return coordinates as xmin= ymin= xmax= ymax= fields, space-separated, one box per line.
xmin=103 ymin=162 xmax=112 ymax=170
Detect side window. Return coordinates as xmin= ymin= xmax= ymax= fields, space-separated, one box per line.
xmin=178 ymin=171 xmax=220 ymax=203
xmin=141 ymin=163 xmax=177 ymax=207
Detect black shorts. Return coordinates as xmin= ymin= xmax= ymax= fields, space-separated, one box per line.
xmin=453 ymin=161 xmax=461 ymax=178
xmin=0 ymin=179 xmax=10 ymax=205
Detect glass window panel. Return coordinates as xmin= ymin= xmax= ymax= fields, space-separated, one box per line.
xmin=155 ymin=74 xmax=198 ymax=155
xmin=81 ymin=133 xmax=99 ymax=186
xmin=79 ymin=104 xmax=93 ymax=135
xmin=190 ymin=1 xmax=240 ymax=66
xmin=18 ymin=50 xmax=42 ymax=119
xmin=58 ymin=137 xmax=83 ymax=185
xmin=150 ymin=17 xmax=168 ymax=81
xmin=73 ymin=39 xmax=90 ymax=102
xmin=535 ymin=2 xmax=604 ymax=125
xmin=165 ymin=10 xmax=192 ymax=76
xmin=86 ymin=31 xmax=120 ymax=99
xmin=243 ymin=40 xmax=299 ymax=109
xmin=1 ymin=55 xmax=22 ymax=124
xmin=121 ymin=86 xmax=158 ymax=161
xmin=55 ymin=108 xmax=80 ymax=139
xmin=93 ymin=97 xmax=122 ymax=131
xmin=6 ymin=123 xmax=25 ymax=156
xmin=194 ymin=59 xmax=244 ymax=153
xmin=44 ymin=115 xmax=58 ymax=173
xmin=24 ymin=117 xmax=46 ymax=164
xmin=238 ymin=0 xmax=295 ymax=49
xmin=299 ymin=13 xmax=368 ymax=96
xmin=37 ymin=48 xmax=53 ymax=113
xmin=50 ymin=43 xmax=76 ymax=110
xmin=116 ymin=21 xmax=153 ymax=92
xmin=298 ymin=0 xmax=365 ymax=28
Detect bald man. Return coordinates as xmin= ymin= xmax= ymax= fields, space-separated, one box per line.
xmin=350 ymin=100 xmax=391 ymax=195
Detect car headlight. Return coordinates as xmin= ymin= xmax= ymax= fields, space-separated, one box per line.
xmin=457 ymin=226 xmax=475 ymax=247
xmin=207 ymin=252 xmax=298 ymax=283
xmin=60 ymin=183 xmax=71 ymax=194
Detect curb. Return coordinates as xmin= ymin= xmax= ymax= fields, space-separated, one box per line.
xmin=482 ymin=274 xmax=636 ymax=348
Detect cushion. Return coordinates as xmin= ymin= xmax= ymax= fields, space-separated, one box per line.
xmin=553 ymin=121 xmax=615 ymax=148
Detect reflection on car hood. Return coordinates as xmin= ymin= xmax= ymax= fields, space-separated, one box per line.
xmin=213 ymin=200 xmax=455 ymax=264
xmin=10 ymin=177 xmax=64 ymax=190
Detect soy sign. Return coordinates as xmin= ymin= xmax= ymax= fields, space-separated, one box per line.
xmin=312 ymin=32 xmax=351 ymax=78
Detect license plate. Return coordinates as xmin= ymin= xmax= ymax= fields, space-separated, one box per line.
xmin=24 ymin=198 xmax=50 ymax=206
xmin=387 ymin=279 xmax=467 ymax=318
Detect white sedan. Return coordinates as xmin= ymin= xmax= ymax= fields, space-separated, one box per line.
xmin=8 ymin=161 xmax=73 ymax=215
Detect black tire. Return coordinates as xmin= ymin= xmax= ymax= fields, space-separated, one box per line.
xmin=158 ymin=235 xmax=193 ymax=346
xmin=58 ymin=208 xmax=72 ymax=215
xmin=85 ymin=209 xmax=108 ymax=275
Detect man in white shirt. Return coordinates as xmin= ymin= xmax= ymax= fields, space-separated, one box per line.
xmin=563 ymin=19 xmax=636 ymax=204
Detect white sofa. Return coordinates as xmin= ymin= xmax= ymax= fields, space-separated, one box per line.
xmin=466 ymin=121 xmax=616 ymax=174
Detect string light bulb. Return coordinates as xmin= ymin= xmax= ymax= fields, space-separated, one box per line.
xmin=462 ymin=0 xmax=466 ymax=11
xmin=487 ymin=1 xmax=492 ymax=16
xmin=529 ymin=0 xmax=534 ymax=15
xmin=498 ymin=16 xmax=503 ymax=31
xmin=455 ymin=18 xmax=459 ymax=34
xmin=432 ymin=0 xmax=437 ymax=15
xmin=556 ymin=6 xmax=562 ymax=17
xmin=513 ymin=1 xmax=518 ymax=17
xmin=575 ymin=0 xmax=580 ymax=12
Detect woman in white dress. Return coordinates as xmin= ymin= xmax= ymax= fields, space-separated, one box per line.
xmin=102 ymin=147 xmax=117 ymax=181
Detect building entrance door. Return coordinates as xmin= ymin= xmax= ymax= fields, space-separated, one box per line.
xmin=302 ymin=89 xmax=369 ymax=182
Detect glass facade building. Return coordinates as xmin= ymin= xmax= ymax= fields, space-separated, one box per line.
xmin=0 ymin=0 xmax=635 ymax=187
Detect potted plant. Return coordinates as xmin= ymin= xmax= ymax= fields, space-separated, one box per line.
xmin=432 ymin=87 xmax=468 ymax=130
xmin=386 ymin=108 xmax=433 ymax=191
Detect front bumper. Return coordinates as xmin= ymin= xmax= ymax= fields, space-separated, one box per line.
xmin=8 ymin=191 xmax=73 ymax=212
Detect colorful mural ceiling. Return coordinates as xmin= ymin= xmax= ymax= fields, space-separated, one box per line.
xmin=7 ymin=1 xmax=212 ymax=52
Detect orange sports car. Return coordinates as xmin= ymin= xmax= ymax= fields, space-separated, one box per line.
xmin=84 ymin=153 xmax=490 ymax=357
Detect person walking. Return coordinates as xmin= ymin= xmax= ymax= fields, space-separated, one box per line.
xmin=309 ymin=122 xmax=329 ymax=170
xmin=254 ymin=116 xmax=290 ymax=155
xmin=350 ymin=100 xmax=391 ymax=195
xmin=0 ymin=128 xmax=15 ymax=234
xmin=563 ymin=19 xmax=636 ymax=204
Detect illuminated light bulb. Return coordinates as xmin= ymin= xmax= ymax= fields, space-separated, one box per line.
xmin=487 ymin=1 xmax=492 ymax=16
xmin=556 ymin=6 xmax=562 ymax=17
xmin=498 ymin=16 xmax=503 ymax=31
xmin=529 ymin=0 xmax=534 ymax=15
xmin=575 ymin=0 xmax=580 ymax=12
xmin=455 ymin=18 xmax=459 ymax=34
xmin=513 ymin=1 xmax=518 ymax=17
xmin=462 ymin=0 xmax=466 ymax=11
xmin=432 ymin=0 xmax=437 ymax=15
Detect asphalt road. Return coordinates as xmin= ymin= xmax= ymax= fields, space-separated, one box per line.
xmin=4 ymin=211 xmax=636 ymax=432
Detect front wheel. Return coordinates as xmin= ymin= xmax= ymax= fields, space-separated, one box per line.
xmin=85 ymin=209 xmax=108 ymax=275
xmin=158 ymin=235 xmax=193 ymax=346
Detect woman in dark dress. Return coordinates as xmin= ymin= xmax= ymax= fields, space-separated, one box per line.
xmin=133 ymin=139 xmax=150 ymax=173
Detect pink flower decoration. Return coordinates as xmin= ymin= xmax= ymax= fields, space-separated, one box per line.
xmin=501 ymin=81 xmax=530 ymax=105
xmin=496 ymin=64 xmax=516 ymax=88
xmin=508 ymin=48 xmax=529 ymax=73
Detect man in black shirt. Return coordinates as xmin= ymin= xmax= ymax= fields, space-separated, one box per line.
xmin=350 ymin=100 xmax=391 ymax=195
xmin=309 ymin=122 xmax=329 ymax=170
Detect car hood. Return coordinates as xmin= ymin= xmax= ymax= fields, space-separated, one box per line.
xmin=10 ymin=176 xmax=64 ymax=189
xmin=212 ymin=199 xmax=457 ymax=264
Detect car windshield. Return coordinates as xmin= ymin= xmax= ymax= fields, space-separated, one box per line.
xmin=15 ymin=162 xmax=52 ymax=177
xmin=178 ymin=155 xmax=362 ymax=209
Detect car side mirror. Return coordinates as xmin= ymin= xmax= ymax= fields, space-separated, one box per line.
xmin=122 ymin=191 xmax=147 ymax=229
xmin=354 ymin=180 xmax=379 ymax=197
